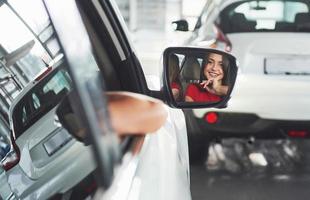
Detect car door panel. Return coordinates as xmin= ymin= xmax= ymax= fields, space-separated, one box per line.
xmin=44 ymin=0 xmax=192 ymax=198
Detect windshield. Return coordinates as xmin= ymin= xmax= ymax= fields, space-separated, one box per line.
xmin=12 ymin=62 xmax=72 ymax=138
xmin=219 ymin=0 xmax=310 ymax=33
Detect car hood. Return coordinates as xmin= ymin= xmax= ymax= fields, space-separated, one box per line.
xmin=193 ymin=74 xmax=310 ymax=120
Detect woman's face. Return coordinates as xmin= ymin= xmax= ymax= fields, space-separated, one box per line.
xmin=204 ymin=53 xmax=224 ymax=80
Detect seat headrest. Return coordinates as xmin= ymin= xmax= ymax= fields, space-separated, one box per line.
xmin=168 ymin=54 xmax=180 ymax=79
xmin=230 ymin=13 xmax=256 ymax=32
xmin=295 ymin=12 xmax=310 ymax=24
xmin=231 ymin=13 xmax=247 ymax=24
xmin=180 ymin=57 xmax=201 ymax=81
xmin=42 ymin=90 xmax=57 ymax=102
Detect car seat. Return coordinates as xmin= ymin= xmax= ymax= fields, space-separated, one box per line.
xmin=41 ymin=90 xmax=57 ymax=104
xmin=230 ymin=13 xmax=256 ymax=32
xmin=275 ymin=22 xmax=295 ymax=32
xmin=168 ymin=54 xmax=182 ymax=101
xmin=295 ymin=12 xmax=310 ymax=31
xmin=180 ymin=57 xmax=201 ymax=99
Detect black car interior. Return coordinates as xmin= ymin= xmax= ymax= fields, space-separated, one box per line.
xmin=179 ymin=57 xmax=201 ymax=100
xmin=218 ymin=1 xmax=310 ymax=33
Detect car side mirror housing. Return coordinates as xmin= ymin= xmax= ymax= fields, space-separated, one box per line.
xmin=172 ymin=19 xmax=189 ymax=32
xmin=162 ymin=47 xmax=238 ymax=109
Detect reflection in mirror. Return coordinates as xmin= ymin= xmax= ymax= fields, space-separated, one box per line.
xmin=167 ymin=49 xmax=235 ymax=106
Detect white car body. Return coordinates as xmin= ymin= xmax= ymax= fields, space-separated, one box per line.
xmin=184 ymin=0 xmax=310 ymax=135
xmin=0 ymin=167 xmax=15 ymax=200
xmin=103 ymin=106 xmax=190 ymax=200
xmin=6 ymin=63 xmax=96 ymax=199
xmin=195 ymin=32 xmax=310 ymax=120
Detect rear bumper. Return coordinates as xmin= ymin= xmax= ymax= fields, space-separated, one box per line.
xmin=193 ymin=112 xmax=310 ymax=139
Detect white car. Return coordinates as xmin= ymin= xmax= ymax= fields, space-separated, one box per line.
xmin=173 ymin=0 xmax=310 ymax=159
xmin=3 ymin=58 xmax=97 ymax=199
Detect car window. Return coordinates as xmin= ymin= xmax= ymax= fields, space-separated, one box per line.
xmin=221 ymin=0 xmax=310 ymax=33
xmin=13 ymin=63 xmax=72 ymax=138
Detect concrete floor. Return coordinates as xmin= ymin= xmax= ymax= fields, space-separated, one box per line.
xmin=190 ymin=139 xmax=310 ymax=200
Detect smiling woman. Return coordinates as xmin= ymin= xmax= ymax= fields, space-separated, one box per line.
xmin=185 ymin=52 xmax=229 ymax=103
xmin=164 ymin=47 xmax=237 ymax=109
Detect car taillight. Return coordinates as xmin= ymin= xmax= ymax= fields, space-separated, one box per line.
xmin=204 ymin=112 xmax=219 ymax=124
xmin=2 ymin=151 xmax=19 ymax=171
xmin=288 ymin=130 xmax=309 ymax=138
xmin=214 ymin=24 xmax=232 ymax=52
xmin=2 ymin=134 xmax=20 ymax=171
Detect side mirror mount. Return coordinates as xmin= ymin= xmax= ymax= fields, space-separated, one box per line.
xmin=162 ymin=47 xmax=238 ymax=109
xmin=172 ymin=19 xmax=189 ymax=32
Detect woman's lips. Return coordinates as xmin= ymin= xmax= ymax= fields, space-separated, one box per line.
xmin=208 ymin=71 xmax=220 ymax=78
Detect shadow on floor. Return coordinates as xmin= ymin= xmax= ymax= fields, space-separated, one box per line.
xmin=190 ymin=138 xmax=310 ymax=200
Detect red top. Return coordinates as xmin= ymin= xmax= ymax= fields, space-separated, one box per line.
xmin=185 ymin=84 xmax=221 ymax=102
xmin=171 ymin=82 xmax=181 ymax=90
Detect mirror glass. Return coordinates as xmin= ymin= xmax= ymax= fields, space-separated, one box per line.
xmin=165 ymin=48 xmax=237 ymax=107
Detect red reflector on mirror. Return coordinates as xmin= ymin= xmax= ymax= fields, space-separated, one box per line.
xmin=204 ymin=112 xmax=218 ymax=124
xmin=288 ymin=130 xmax=308 ymax=138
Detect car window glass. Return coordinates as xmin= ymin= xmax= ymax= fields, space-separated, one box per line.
xmin=42 ymin=70 xmax=71 ymax=94
xmin=222 ymin=0 xmax=309 ymax=33
xmin=32 ymin=93 xmax=40 ymax=109
xmin=13 ymin=66 xmax=72 ymax=138
xmin=21 ymin=105 xmax=27 ymax=123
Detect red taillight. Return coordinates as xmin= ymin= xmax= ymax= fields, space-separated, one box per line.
xmin=204 ymin=112 xmax=218 ymax=124
xmin=2 ymin=134 xmax=20 ymax=171
xmin=214 ymin=24 xmax=232 ymax=52
xmin=35 ymin=66 xmax=53 ymax=81
xmin=2 ymin=151 xmax=19 ymax=171
xmin=84 ymin=181 xmax=97 ymax=193
xmin=288 ymin=130 xmax=308 ymax=138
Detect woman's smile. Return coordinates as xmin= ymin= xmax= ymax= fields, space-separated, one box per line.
xmin=207 ymin=71 xmax=221 ymax=78
xmin=204 ymin=53 xmax=224 ymax=80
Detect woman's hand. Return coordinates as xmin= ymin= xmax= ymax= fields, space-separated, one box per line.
xmin=107 ymin=92 xmax=167 ymax=135
xmin=200 ymin=77 xmax=228 ymax=96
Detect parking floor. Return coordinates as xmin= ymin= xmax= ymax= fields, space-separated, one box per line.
xmin=191 ymin=139 xmax=310 ymax=200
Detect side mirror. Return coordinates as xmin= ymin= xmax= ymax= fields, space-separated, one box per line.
xmin=163 ymin=47 xmax=238 ymax=109
xmin=172 ymin=19 xmax=189 ymax=32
